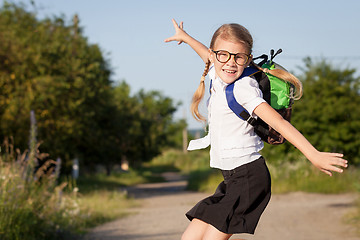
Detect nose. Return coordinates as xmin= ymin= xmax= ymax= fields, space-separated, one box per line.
xmin=226 ymin=55 xmax=237 ymax=65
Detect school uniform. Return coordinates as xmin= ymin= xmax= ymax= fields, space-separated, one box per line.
xmin=186 ymin=65 xmax=271 ymax=234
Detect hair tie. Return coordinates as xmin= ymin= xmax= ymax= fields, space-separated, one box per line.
xmin=200 ymin=76 xmax=206 ymax=82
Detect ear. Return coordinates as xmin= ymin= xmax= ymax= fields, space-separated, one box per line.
xmin=208 ymin=48 xmax=214 ymax=63
xmin=246 ymin=54 xmax=253 ymax=67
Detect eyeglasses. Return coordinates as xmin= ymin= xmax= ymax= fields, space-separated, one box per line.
xmin=211 ymin=50 xmax=251 ymax=66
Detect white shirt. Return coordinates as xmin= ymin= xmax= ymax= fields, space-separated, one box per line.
xmin=188 ymin=65 xmax=266 ymax=170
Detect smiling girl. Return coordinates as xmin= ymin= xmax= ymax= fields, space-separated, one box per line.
xmin=165 ymin=19 xmax=348 ymax=240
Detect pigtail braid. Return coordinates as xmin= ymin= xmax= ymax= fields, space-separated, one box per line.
xmin=191 ymin=60 xmax=211 ymax=122
xmin=250 ymin=61 xmax=303 ymax=100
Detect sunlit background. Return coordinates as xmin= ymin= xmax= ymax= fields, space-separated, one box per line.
xmin=17 ymin=0 xmax=360 ymax=129
xmin=2 ymin=1 xmax=360 ymax=239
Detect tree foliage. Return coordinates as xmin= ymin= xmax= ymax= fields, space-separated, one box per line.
xmin=262 ymin=58 xmax=360 ymax=165
xmin=0 ymin=3 xmax=184 ymax=174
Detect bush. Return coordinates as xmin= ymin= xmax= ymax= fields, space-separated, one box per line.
xmin=149 ymin=148 xmax=210 ymax=173
xmin=154 ymin=149 xmax=360 ymax=194
xmin=0 ymin=138 xmax=80 ymax=240
xmin=268 ymin=157 xmax=360 ymax=194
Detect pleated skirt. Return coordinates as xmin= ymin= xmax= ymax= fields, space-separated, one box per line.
xmin=186 ymin=157 xmax=271 ymax=234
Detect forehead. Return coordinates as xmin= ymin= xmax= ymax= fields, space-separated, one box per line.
xmin=213 ymin=38 xmax=248 ymax=53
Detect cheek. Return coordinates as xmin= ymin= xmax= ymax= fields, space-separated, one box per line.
xmin=214 ymin=63 xmax=224 ymax=75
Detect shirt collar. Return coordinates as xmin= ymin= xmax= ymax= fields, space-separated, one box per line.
xmin=214 ymin=75 xmax=229 ymax=91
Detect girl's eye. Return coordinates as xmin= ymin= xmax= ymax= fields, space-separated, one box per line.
xmin=218 ymin=52 xmax=228 ymax=57
xmin=235 ymin=54 xmax=249 ymax=65
xmin=217 ymin=51 xmax=230 ymax=60
xmin=235 ymin=54 xmax=247 ymax=60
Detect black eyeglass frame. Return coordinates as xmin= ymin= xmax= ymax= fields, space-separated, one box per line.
xmin=211 ymin=50 xmax=251 ymax=66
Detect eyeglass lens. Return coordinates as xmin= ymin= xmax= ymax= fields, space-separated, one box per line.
xmin=215 ymin=50 xmax=248 ymax=65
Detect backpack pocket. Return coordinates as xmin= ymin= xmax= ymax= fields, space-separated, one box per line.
xmin=254 ymin=106 xmax=292 ymax=145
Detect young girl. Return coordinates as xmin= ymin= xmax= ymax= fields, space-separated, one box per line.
xmin=164 ymin=19 xmax=348 ymax=240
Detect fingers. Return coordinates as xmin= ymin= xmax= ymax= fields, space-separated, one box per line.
xmin=326 ymin=164 xmax=344 ymax=174
xmin=171 ymin=18 xmax=179 ymax=29
xmin=164 ymin=37 xmax=172 ymax=43
xmin=330 ymin=153 xmax=348 ymax=168
xmin=321 ymin=169 xmax=332 ymax=177
xmin=165 ymin=19 xmax=185 ymax=45
xmin=323 ymin=152 xmax=348 ymax=167
xmin=325 ymin=155 xmax=348 ymax=176
xmin=315 ymin=152 xmax=349 ymax=176
xmin=177 ymin=21 xmax=184 ymax=45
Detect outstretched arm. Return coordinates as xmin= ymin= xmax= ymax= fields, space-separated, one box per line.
xmin=254 ymin=102 xmax=348 ymax=176
xmin=164 ymin=19 xmax=209 ymax=63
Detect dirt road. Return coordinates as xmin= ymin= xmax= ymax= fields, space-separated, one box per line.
xmin=84 ymin=172 xmax=359 ymax=240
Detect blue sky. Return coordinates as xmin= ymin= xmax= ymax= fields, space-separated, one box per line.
xmin=9 ymin=0 xmax=360 ymax=129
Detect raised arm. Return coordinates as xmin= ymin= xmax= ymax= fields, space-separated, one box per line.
xmin=253 ymin=102 xmax=348 ymax=176
xmin=164 ymin=19 xmax=209 ymax=63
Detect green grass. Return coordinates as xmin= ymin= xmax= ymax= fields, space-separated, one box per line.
xmin=0 ymin=164 xmax=164 ymax=239
xmin=149 ymin=148 xmax=210 ymax=173
xmin=268 ymin=158 xmax=360 ymax=194
xmin=0 ymin=136 xmax=164 ymax=240
xmin=186 ymin=160 xmax=360 ymax=194
xmin=71 ymin=168 xmax=165 ymax=233
xmin=75 ymin=169 xmax=164 ymax=194
xmin=152 ymin=149 xmax=360 ymax=194
xmin=186 ymin=168 xmax=223 ymax=192
xmin=75 ymin=189 xmax=138 ymax=230
xmin=0 ymin=155 xmax=80 ymax=239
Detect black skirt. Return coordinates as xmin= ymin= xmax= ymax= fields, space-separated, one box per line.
xmin=186 ymin=157 xmax=271 ymax=234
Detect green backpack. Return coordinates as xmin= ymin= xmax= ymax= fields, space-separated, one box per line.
xmin=225 ymin=49 xmax=295 ymax=145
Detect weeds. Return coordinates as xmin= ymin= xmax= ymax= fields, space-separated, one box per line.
xmin=151 ymin=149 xmax=360 ymax=194
xmin=0 ymin=137 xmax=142 ymax=239
xmin=0 ymin=137 xmax=79 ymax=239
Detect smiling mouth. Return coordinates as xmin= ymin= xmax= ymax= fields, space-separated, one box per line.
xmin=223 ymin=69 xmax=237 ymax=74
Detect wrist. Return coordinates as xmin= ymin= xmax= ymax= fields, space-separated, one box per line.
xmin=304 ymin=149 xmax=320 ymax=164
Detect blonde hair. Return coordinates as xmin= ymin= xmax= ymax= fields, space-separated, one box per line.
xmin=191 ymin=60 xmax=211 ymax=121
xmin=190 ymin=23 xmax=303 ymax=122
xmin=251 ymin=61 xmax=303 ymax=100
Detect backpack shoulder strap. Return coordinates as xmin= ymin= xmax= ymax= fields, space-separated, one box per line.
xmin=225 ymin=66 xmax=260 ymax=125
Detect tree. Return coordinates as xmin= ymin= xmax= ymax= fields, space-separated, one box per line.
xmin=0 ymin=3 xmax=113 ymax=171
xmin=128 ymin=89 xmax=180 ymax=165
xmin=0 ymin=3 xmax=184 ymax=174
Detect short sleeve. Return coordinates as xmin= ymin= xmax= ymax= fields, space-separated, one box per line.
xmin=233 ymin=76 xmax=266 ymax=115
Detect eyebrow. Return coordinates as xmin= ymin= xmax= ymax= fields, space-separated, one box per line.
xmin=213 ymin=50 xmax=249 ymax=55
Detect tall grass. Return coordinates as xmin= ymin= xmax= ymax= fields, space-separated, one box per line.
xmin=151 ymin=149 xmax=360 ymax=194
xmin=149 ymin=148 xmax=210 ymax=174
xmin=0 ymin=137 xmax=147 ymax=239
xmin=0 ymin=137 xmax=81 ymax=239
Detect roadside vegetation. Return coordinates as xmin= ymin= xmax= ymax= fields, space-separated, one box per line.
xmin=1 ymin=1 xmax=359 ymax=238
xmin=150 ymin=149 xmax=360 ymax=194
xmin=0 ymin=138 xmax=165 ymax=240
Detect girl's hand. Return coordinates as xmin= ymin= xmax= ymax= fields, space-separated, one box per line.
xmin=308 ymin=151 xmax=348 ymax=177
xmin=164 ymin=19 xmax=188 ymax=45
xmin=164 ymin=19 xmax=209 ymax=63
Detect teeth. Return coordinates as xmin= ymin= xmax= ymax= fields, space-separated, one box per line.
xmin=224 ymin=70 xmax=236 ymax=74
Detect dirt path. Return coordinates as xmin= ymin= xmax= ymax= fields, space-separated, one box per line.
xmin=84 ymin=172 xmax=359 ymax=240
